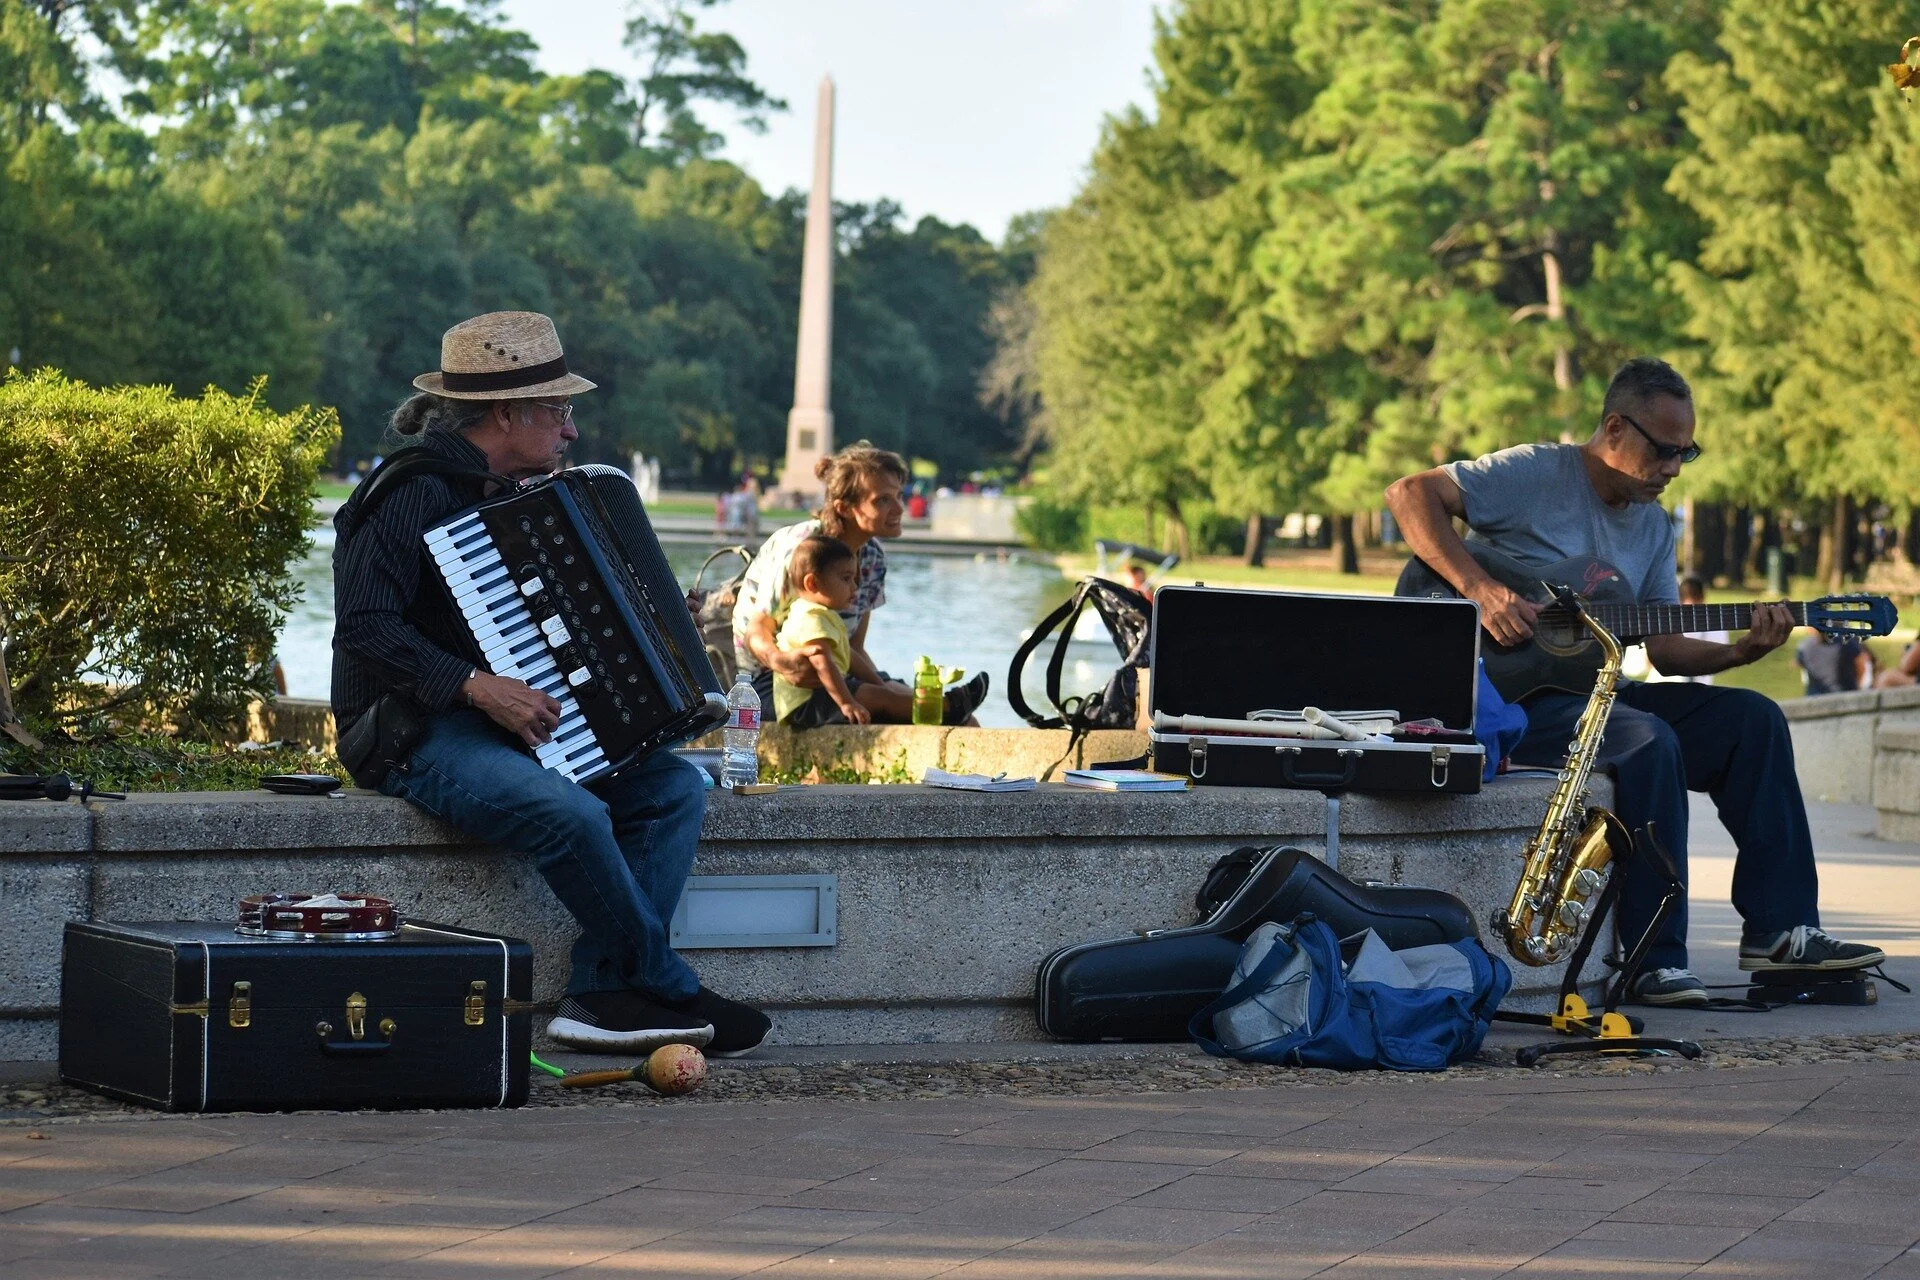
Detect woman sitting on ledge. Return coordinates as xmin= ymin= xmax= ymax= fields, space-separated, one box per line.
xmin=731 ymin=442 xmax=987 ymax=727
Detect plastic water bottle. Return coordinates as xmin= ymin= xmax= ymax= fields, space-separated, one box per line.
xmin=721 ymin=674 xmax=761 ymax=789
xmin=911 ymin=655 xmax=944 ymax=726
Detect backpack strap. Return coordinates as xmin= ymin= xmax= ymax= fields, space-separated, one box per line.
xmin=1006 ymin=588 xmax=1086 ymax=729
xmin=340 ymin=449 xmax=510 ymax=537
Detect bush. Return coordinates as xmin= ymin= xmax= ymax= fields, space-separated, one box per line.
xmin=0 ymin=722 xmax=344 ymax=793
xmin=1086 ymin=501 xmax=1244 ymax=557
xmin=1013 ymin=493 xmax=1089 ymax=552
xmin=1188 ymin=507 xmax=1246 ymax=557
xmin=0 ymin=370 xmax=339 ymax=730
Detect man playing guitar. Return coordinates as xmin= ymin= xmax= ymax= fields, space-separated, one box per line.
xmin=1386 ymin=358 xmax=1884 ymax=1005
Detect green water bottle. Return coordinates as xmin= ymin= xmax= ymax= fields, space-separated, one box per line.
xmin=911 ymin=655 xmax=944 ymax=726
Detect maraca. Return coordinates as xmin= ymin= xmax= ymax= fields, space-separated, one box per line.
xmin=552 ymin=1042 xmax=708 ymax=1095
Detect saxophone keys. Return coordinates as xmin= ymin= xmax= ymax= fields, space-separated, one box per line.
xmin=1574 ymin=868 xmax=1604 ymax=894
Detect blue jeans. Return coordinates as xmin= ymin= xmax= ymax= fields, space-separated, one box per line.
xmin=1512 ymin=681 xmax=1819 ymax=971
xmin=382 ymin=708 xmax=706 ymax=1001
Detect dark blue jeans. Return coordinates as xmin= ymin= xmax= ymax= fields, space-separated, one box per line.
xmin=382 ymin=708 xmax=706 ymax=1001
xmin=1512 ymin=682 xmax=1819 ymax=971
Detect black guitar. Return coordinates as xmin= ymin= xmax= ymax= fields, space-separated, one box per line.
xmin=1396 ymin=546 xmax=1898 ymax=700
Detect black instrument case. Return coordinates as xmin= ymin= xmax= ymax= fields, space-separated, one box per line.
xmin=1036 ymin=846 xmax=1477 ymax=1041
xmin=60 ymin=920 xmax=533 ymax=1112
xmin=1147 ymin=586 xmax=1485 ymax=794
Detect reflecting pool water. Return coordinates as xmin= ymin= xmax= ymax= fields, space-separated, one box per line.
xmin=279 ymin=529 xmax=1121 ymax=729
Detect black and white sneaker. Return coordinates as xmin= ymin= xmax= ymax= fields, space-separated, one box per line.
xmin=1740 ymin=926 xmax=1885 ymax=972
xmin=1629 ymin=967 xmax=1709 ymax=1007
xmin=943 ymin=673 xmax=990 ymax=726
xmin=547 ymin=990 xmax=714 ymax=1054
xmin=662 ymin=986 xmax=771 ymax=1057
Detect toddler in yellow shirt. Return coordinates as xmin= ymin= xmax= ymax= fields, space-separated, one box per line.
xmin=774 ymin=535 xmax=900 ymax=725
xmin=772 ymin=534 xmax=992 ymax=727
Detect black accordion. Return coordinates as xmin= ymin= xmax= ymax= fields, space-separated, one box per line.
xmin=424 ymin=465 xmax=728 ymax=783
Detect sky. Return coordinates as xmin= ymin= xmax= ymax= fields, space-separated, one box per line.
xmin=493 ymin=0 xmax=1163 ymax=243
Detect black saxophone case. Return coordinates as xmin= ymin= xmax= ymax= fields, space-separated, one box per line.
xmin=1036 ymin=846 xmax=1477 ymax=1042
xmin=60 ymin=919 xmax=533 ymax=1112
xmin=1147 ymin=586 xmax=1485 ymax=794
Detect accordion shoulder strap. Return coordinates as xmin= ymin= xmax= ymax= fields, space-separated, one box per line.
xmin=342 ymin=450 xmax=509 ymax=536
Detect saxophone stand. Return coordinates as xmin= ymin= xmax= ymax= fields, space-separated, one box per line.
xmin=1499 ymin=821 xmax=1704 ymax=1068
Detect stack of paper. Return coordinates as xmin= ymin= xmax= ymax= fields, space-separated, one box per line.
xmin=1061 ymin=769 xmax=1190 ymax=792
xmin=922 ymin=768 xmax=1038 ymax=793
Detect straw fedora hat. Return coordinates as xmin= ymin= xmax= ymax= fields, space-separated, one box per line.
xmin=413 ymin=311 xmax=598 ymax=401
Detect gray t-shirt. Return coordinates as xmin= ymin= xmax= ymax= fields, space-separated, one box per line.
xmin=1442 ymin=443 xmax=1678 ymax=605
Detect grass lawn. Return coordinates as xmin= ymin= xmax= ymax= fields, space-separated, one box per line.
xmin=1060 ymin=548 xmax=1916 ymax=706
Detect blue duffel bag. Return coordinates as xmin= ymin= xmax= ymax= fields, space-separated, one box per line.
xmin=1188 ymin=914 xmax=1511 ymax=1072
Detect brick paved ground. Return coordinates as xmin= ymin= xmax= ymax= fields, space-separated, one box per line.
xmin=5 ymin=1060 xmax=1920 ymax=1278
xmin=4 ymin=801 xmax=1916 ymax=1277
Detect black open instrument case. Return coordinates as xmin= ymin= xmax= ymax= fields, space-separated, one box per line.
xmin=60 ymin=919 xmax=533 ymax=1112
xmin=1146 ymin=585 xmax=1486 ymax=795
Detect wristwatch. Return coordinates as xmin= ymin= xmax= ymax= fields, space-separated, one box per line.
xmin=462 ymin=668 xmax=479 ymax=707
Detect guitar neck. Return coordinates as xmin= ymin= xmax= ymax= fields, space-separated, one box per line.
xmin=1585 ymin=601 xmax=1806 ymax=639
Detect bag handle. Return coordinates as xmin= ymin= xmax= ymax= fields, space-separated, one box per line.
xmin=692 ymin=545 xmax=754 ymax=594
xmin=1187 ymin=921 xmax=1312 ymax=1060
xmin=1188 ymin=916 xmax=1347 ymax=1062
xmin=1006 ymin=589 xmax=1084 ymax=729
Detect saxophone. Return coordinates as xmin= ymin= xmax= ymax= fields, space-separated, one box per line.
xmin=1497 ymin=592 xmax=1626 ymax=966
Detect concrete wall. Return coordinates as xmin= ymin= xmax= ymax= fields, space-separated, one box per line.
xmin=1783 ymin=685 xmax=1920 ymax=806
xmin=0 ymin=775 xmax=1602 ymax=1062
xmin=929 ymin=493 xmax=1025 ymax=543
xmin=1875 ymin=724 xmax=1920 ymax=843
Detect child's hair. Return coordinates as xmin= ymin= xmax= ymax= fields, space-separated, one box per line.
xmin=1678 ymin=574 xmax=1707 ymax=602
xmin=789 ymin=534 xmax=856 ymax=593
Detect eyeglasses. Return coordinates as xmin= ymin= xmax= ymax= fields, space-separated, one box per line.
xmin=531 ymin=400 xmax=574 ymax=425
xmin=1618 ymin=412 xmax=1703 ymax=465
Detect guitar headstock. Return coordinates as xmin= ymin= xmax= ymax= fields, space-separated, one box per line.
xmin=1807 ymin=595 xmax=1899 ymax=638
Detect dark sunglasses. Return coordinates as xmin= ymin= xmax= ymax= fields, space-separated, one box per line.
xmin=1619 ymin=412 xmax=1703 ymax=465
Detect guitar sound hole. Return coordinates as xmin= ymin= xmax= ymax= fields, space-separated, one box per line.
xmin=1534 ymin=615 xmax=1591 ymax=657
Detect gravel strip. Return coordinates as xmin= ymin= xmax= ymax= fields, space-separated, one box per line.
xmin=6 ymin=1031 xmax=1918 ymax=1123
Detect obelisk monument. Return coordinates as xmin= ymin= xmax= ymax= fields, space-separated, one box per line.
xmin=778 ymin=76 xmax=835 ymax=501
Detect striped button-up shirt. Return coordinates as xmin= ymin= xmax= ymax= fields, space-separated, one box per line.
xmin=330 ymin=431 xmax=494 ymax=726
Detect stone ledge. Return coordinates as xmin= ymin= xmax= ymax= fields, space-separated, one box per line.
xmin=68 ymin=777 xmax=1567 ymax=849
xmin=0 ymin=775 xmax=1603 ymax=1056
xmin=1786 ymin=685 xmax=1920 ymax=806
xmin=1781 ymin=689 xmax=1884 ymax=720
xmin=0 ymin=802 xmax=91 ymax=853
xmin=1874 ymin=724 xmax=1920 ymax=843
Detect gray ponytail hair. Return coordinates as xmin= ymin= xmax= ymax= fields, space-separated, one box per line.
xmin=386 ymin=392 xmax=494 ymax=446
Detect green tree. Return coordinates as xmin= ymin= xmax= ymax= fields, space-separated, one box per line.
xmin=1026 ymin=0 xmax=1714 ymax=567
xmin=624 ymin=0 xmax=785 ymax=159
xmin=1667 ymin=0 xmax=1920 ymax=578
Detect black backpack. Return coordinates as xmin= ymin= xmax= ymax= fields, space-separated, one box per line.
xmin=1006 ymin=577 xmax=1153 ymax=734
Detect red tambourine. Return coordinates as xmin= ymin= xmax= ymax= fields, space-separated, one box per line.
xmin=237 ymin=893 xmax=399 ymax=940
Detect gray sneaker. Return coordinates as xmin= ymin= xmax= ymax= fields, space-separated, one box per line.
xmin=1740 ymin=926 xmax=1885 ymax=972
xmin=1630 ymin=967 xmax=1709 ymax=1007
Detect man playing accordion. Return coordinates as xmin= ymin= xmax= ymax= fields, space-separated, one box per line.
xmin=331 ymin=311 xmax=769 ymax=1057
